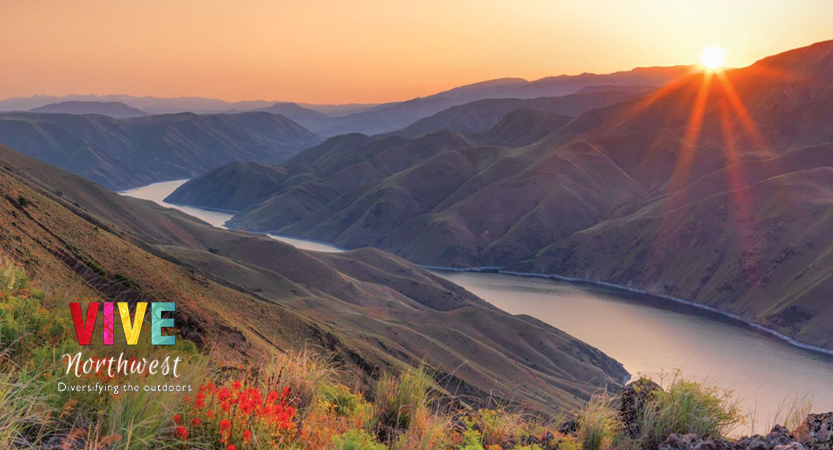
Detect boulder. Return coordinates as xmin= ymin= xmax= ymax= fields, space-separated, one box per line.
xmin=732 ymin=435 xmax=772 ymax=450
xmin=694 ymin=438 xmax=734 ymax=450
xmin=803 ymin=413 xmax=833 ymax=449
xmin=621 ymin=377 xmax=663 ymax=438
xmin=767 ymin=425 xmax=797 ymax=447
xmin=661 ymin=434 xmax=703 ymax=450
xmin=773 ymin=444 xmax=807 ymax=450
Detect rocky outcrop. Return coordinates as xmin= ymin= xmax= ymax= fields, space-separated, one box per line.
xmin=660 ymin=420 xmax=832 ymax=450
xmin=617 ymin=379 xmax=832 ymax=450
xmin=797 ymin=413 xmax=833 ymax=449
xmin=621 ymin=377 xmax=663 ymax=438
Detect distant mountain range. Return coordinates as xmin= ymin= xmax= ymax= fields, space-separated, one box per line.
xmin=0 ymin=94 xmax=372 ymax=116
xmin=0 ymin=142 xmax=626 ymax=413
xmin=30 ymin=100 xmax=150 ymax=118
xmin=169 ymin=40 xmax=833 ymax=352
xmin=0 ymin=111 xmax=322 ymax=190
xmin=293 ymin=66 xmax=692 ymax=136
xmin=1 ymin=65 xmax=691 ymax=137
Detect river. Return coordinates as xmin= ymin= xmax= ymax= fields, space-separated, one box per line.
xmin=122 ymin=179 xmax=833 ymax=432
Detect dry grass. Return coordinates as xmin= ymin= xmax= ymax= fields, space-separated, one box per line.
xmin=263 ymin=347 xmax=336 ymax=414
xmin=577 ymin=394 xmax=622 ymax=450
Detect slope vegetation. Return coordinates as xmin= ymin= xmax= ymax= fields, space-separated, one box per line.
xmin=0 ymin=143 xmax=627 ymax=413
xmin=0 ymin=111 xmax=322 ymax=190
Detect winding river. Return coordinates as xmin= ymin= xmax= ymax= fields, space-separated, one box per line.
xmin=122 ymin=180 xmax=833 ymax=432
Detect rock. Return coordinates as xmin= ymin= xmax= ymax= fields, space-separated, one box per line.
xmin=773 ymin=444 xmax=806 ymax=450
xmin=804 ymin=413 xmax=833 ymax=449
xmin=733 ymin=435 xmax=772 ymax=450
xmin=540 ymin=431 xmax=561 ymax=450
xmin=767 ymin=425 xmax=796 ymax=446
xmin=559 ymin=420 xmax=578 ymax=436
xmin=621 ymin=377 xmax=663 ymax=438
xmin=694 ymin=438 xmax=734 ymax=450
xmin=661 ymin=433 xmax=703 ymax=450
xmin=520 ymin=434 xmax=542 ymax=447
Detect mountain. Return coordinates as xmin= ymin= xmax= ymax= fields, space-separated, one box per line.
xmin=30 ymin=100 xmax=149 ymax=118
xmin=254 ymin=102 xmax=330 ymax=126
xmin=165 ymin=161 xmax=291 ymax=211
xmin=0 ymin=141 xmax=626 ymax=413
xmin=303 ymin=66 xmax=692 ymax=136
xmin=170 ymin=40 xmax=833 ymax=352
xmin=387 ymin=90 xmax=645 ymax=139
xmin=0 ymin=111 xmax=322 ymax=190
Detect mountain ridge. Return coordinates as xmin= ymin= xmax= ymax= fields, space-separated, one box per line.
xmin=169 ymin=39 xmax=833 ymax=352
xmin=30 ymin=100 xmax=150 ymax=118
xmin=0 ymin=111 xmax=323 ymax=190
xmin=0 ymin=141 xmax=627 ymax=414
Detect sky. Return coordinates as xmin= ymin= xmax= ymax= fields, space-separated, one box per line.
xmin=1 ymin=0 xmax=831 ymax=104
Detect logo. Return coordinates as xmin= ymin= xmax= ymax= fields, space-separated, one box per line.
xmin=69 ymin=302 xmax=176 ymax=346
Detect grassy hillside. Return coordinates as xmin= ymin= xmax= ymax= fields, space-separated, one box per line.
xmin=386 ymin=91 xmax=644 ymax=139
xmin=170 ymin=40 xmax=833 ymax=352
xmin=3 ymin=265 xmax=828 ymax=449
xmin=0 ymin=111 xmax=322 ymax=190
xmin=0 ymin=143 xmax=627 ymax=418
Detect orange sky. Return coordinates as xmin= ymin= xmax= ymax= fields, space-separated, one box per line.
xmin=1 ymin=0 xmax=831 ymax=104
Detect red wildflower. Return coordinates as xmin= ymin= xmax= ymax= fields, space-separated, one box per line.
xmin=267 ymin=390 xmax=279 ymax=403
xmin=220 ymin=419 xmax=231 ymax=431
xmin=172 ymin=414 xmax=181 ymax=425
xmin=192 ymin=418 xmax=200 ymax=426
xmin=242 ymin=430 xmax=252 ymax=443
xmin=175 ymin=426 xmax=189 ymax=440
xmin=227 ymin=445 xmax=236 ymax=450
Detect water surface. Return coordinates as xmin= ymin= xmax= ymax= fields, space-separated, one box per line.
xmin=123 ymin=180 xmax=833 ymax=431
xmin=121 ymin=180 xmax=341 ymax=252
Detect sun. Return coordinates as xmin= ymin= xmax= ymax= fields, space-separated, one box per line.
xmin=700 ymin=45 xmax=726 ymax=70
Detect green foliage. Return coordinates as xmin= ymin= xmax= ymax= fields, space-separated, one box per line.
xmin=0 ymin=264 xmax=70 ymax=367
xmin=114 ymin=273 xmax=141 ymax=290
xmin=458 ymin=429 xmax=486 ymax=450
xmin=321 ymin=383 xmax=371 ymax=418
xmin=17 ymin=195 xmax=32 ymax=208
xmin=638 ymin=373 xmax=743 ymax=447
xmin=84 ymin=259 xmax=107 ymax=276
xmin=334 ymin=429 xmax=388 ymax=450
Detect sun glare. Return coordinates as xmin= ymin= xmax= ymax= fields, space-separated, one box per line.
xmin=700 ymin=45 xmax=726 ymax=70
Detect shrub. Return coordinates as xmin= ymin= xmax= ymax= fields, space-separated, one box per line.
xmin=17 ymin=196 xmax=32 ymax=208
xmin=334 ymin=429 xmax=388 ymax=450
xmin=476 ymin=408 xmax=522 ymax=446
xmin=320 ymin=383 xmax=371 ymax=419
xmin=639 ymin=373 xmax=743 ymax=447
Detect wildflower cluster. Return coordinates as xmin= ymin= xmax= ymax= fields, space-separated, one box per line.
xmin=174 ymin=379 xmax=297 ymax=448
